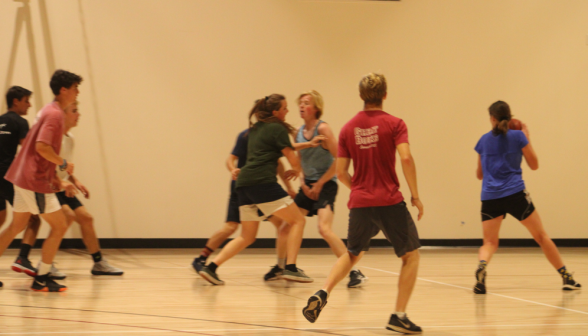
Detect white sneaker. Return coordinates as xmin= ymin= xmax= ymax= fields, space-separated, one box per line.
xmin=48 ymin=263 xmax=67 ymax=280
xmin=91 ymin=260 xmax=124 ymax=275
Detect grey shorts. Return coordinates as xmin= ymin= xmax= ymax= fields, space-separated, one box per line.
xmin=347 ymin=201 xmax=421 ymax=258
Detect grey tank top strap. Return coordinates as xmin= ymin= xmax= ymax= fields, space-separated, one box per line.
xmin=296 ymin=120 xmax=336 ymax=182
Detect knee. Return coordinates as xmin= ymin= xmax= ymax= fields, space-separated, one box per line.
xmin=533 ymin=232 xmax=549 ymax=245
xmin=76 ymin=212 xmax=93 ymax=227
xmin=317 ymin=222 xmax=332 ymax=238
xmin=223 ymin=223 xmax=238 ymax=235
xmin=51 ymin=222 xmax=68 ymax=235
xmin=402 ymin=250 xmax=420 ymax=265
xmin=484 ymin=239 xmax=499 ymax=250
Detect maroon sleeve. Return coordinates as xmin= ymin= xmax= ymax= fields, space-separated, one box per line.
xmin=37 ymin=113 xmax=61 ymax=146
xmin=394 ymin=119 xmax=409 ymax=146
xmin=338 ymin=127 xmax=351 ymax=158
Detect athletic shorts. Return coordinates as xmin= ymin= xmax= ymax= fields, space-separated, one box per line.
xmin=0 ymin=178 xmax=14 ymax=211
xmin=347 ymin=201 xmax=421 ymax=258
xmin=13 ymin=185 xmax=61 ymax=215
xmin=481 ymin=190 xmax=535 ymax=222
xmin=237 ymin=183 xmax=293 ymax=222
xmin=226 ymin=181 xmax=269 ymax=223
xmin=56 ymin=191 xmax=83 ymax=211
xmin=294 ymin=179 xmax=337 ymax=217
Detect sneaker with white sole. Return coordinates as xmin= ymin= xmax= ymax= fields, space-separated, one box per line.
xmin=386 ymin=314 xmax=422 ymax=334
xmin=347 ymin=270 xmax=368 ymax=288
xmin=91 ymin=260 xmax=124 ymax=275
xmin=48 ymin=263 xmax=67 ymax=280
xmin=283 ymin=268 xmax=313 ymax=283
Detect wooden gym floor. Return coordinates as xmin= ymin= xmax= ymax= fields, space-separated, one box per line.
xmin=0 ymin=247 xmax=586 ymax=335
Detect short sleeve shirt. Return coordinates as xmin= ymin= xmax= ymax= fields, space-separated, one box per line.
xmin=231 ymin=129 xmax=249 ymax=169
xmin=475 ymin=130 xmax=528 ymax=201
xmin=0 ymin=111 xmax=29 ymax=176
xmin=5 ymin=102 xmax=64 ymax=193
xmin=338 ymin=110 xmax=408 ymax=209
xmin=236 ymin=122 xmax=293 ymax=188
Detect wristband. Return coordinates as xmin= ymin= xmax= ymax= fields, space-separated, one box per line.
xmin=59 ymin=159 xmax=67 ymax=171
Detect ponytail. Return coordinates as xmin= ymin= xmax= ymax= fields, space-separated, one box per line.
xmin=248 ymin=94 xmax=296 ymax=135
xmin=489 ymin=100 xmax=512 ymax=136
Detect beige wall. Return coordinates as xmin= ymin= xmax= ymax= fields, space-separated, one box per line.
xmin=0 ymin=0 xmax=587 ymax=241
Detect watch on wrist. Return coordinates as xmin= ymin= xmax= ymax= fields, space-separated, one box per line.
xmin=59 ymin=159 xmax=67 ymax=171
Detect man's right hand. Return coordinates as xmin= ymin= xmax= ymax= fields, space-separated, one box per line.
xmin=62 ymin=181 xmax=78 ymax=198
xmin=65 ymin=162 xmax=74 ymax=175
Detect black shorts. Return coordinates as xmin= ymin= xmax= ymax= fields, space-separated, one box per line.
xmin=294 ymin=179 xmax=337 ymax=217
xmin=0 ymin=178 xmax=14 ymax=211
xmin=481 ymin=190 xmax=535 ymax=222
xmin=347 ymin=202 xmax=421 ymax=258
xmin=237 ymin=183 xmax=292 ymax=221
xmin=56 ymin=191 xmax=83 ymax=211
xmin=226 ymin=181 xmax=240 ymax=223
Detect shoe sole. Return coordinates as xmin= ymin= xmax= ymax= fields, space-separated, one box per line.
xmin=200 ymin=272 xmax=224 ymax=285
xmin=386 ymin=325 xmax=422 ymax=334
xmin=31 ymin=287 xmax=67 ymax=292
xmin=12 ymin=264 xmax=37 ymax=277
xmin=302 ymin=296 xmax=323 ymax=323
xmin=192 ymin=266 xmax=202 ymax=274
xmin=348 ymin=277 xmax=368 ymax=288
xmin=49 ymin=274 xmax=67 ymax=280
xmin=563 ymin=285 xmax=581 ymax=290
xmin=264 ymin=274 xmax=282 ymax=281
xmin=91 ymin=271 xmax=123 ymax=276
xmin=283 ymin=275 xmax=314 ymax=283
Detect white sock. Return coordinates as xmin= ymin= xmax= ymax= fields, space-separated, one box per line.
xmin=351 ymin=267 xmax=359 ymax=272
xmin=278 ymin=258 xmax=286 ymax=269
xmin=395 ymin=312 xmax=407 ymax=319
xmin=37 ymin=262 xmax=52 ymax=276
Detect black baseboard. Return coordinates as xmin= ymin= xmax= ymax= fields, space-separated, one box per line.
xmin=7 ymin=238 xmax=588 ymax=249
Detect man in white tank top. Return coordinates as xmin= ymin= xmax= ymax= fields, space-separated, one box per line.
xmin=13 ymin=102 xmax=123 ymax=277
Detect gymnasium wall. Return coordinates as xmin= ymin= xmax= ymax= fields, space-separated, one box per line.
xmin=0 ymin=0 xmax=587 ymax=243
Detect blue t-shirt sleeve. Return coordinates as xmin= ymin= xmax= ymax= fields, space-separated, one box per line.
xmin=474 ymin=137 xmax=483 ymax=154
xmin=231 ymin=131 xmax=247 ymax=157
xmin=517 ymin=131 xmax=529 ymax=149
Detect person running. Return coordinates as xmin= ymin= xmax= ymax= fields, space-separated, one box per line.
xmin=473 ymin=101 xmax=581 ymax=294
xmin=12 ymin=101 xmax=123 ymax=279
xmin=199 ymin=94 xmax=310 ymax=285
xmin=0 ymin=69 xmax=81 ymax=292
xmin=302 ymin=73 xmax=424 ymax=334
xmin=0 ymin=86 xmax=42 ymax=276
xmin=264 ymin=90 xmax=367 ymax=288
xmin=192 ymin=128 xmax=312 ymax=273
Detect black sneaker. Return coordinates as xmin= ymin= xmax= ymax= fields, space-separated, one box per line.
xmin=302 ymin=290 xmax=328 ymax=323
xmin=0 ymin=280 xmax=3 ymax=287
xmin=200 ymin=266 xmax=224 ymax=285
xmin=473 ymin=267 xmax=486 ymax=294
xmin=12 ymin=256 xmax=37 ymax=277
xmin=347 ymin=269 xmax=368 ymax=288
xmin=563 ymin=273 xmax=581 ymax=291
xmin=264 ymin=265 xmax=283 ymax=281
xmin=386 ymin=314 xmax=422 ymax=334
xmin=192 ymin=258 xmax=204 ymax=274
xmin=31 ymin=274 xmax=67 ymax=292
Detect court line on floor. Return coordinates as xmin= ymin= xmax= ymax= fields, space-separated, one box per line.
xmin=362 ymin=266 xmax=588 ymax=316
xmin=2 ymin=322 xmax=588 ymax=334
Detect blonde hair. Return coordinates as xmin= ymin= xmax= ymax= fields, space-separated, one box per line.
xmin=297 ymin=90 xmax=324 ymax=119
xmin=359 ymin=73 xmax=387 ymax=105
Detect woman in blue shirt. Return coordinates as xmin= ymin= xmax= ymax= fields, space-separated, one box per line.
xmin=473 ymin=101 xmax=580 ymax=294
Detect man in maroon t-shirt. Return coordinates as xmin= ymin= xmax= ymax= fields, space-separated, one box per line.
xmin=303 ymin=73 xmax=424 ymax=333
xmin=0 ymin=69 xmax=81 ymax=292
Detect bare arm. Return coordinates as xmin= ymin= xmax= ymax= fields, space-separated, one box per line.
xmin=397 ymin=143 xmax=423 ymax=220
xmin=521 ymin=124 xmax=538 ymax=170
xmin=277 ymin=159 xmax=296 ymax=198
xmin=306 ymin=123 xmax=338 ymax=200
xmin=292 ymin=135 xmax=327 ymax=151
xmin=282 ymin=147 xmax=301 ymax=174
xmin=36 ymin=142 xmax=73 ymax=174
xmin=336 ymin=157 xmax=352 ymax=189
xmin=226 ymin=154 xmax=241 ymax=180
xmin=476 ymin=155 xmax=483 ymax=180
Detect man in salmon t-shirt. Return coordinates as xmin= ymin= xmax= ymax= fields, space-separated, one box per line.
xmin=303 ymin=73 xmax=424 ymax=334
xmin=0 ymin=69 xmax=81 ymax=292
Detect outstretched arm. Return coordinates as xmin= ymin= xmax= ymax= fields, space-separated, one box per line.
xmin=397 ymin=143 xmax=423 ymax=220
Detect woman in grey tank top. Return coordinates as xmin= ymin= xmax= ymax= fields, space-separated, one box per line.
xmin=267 ymin=90 xmax=367 ymax=288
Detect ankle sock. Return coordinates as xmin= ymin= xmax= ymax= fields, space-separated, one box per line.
xmin=91 ymin=251 xmax=103 ymax=263
xmin=37 ymin=262 xmax=52 ymax=276
xmin=278 ymin=258 xmax=286 ymax=269
xmin=558 ymin=266 xmax=571 ymax=278
xmin=395 ymin=312 xmax=407 ymax=319
xmin=208 ymin=262 xmax=218 ymax=273
xmin=19 ymin=244 xmax=32 ymax=258
xmin=478 ymin=260 xmax=488 ymax=269
xmin=285 ymin=264 xmax=297 ymax=272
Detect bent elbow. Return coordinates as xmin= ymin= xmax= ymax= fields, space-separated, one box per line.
xmin=400 ymin=155 xmax=412 ymax=165
xmin=530 ymin=163 xmax=539 ymax=170
xmin=336 ymin=171 xmax=346 ymax=180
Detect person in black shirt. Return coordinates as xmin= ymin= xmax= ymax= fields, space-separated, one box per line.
xmin=0 ymin=86 xmax=42 ymax=279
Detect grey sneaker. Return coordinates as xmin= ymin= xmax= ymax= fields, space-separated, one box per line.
xmin=48 ymin=263 xmax=67 ymax=280
xmin=282 ymin=268 xmax=314 ymax=283
xmin=91 ymin=260 xmax=124 ymax=276
xmin=200 ymin=266 xmax=224 ymax=285
xmin=347 ymin=269 xmax=368 ymax=288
